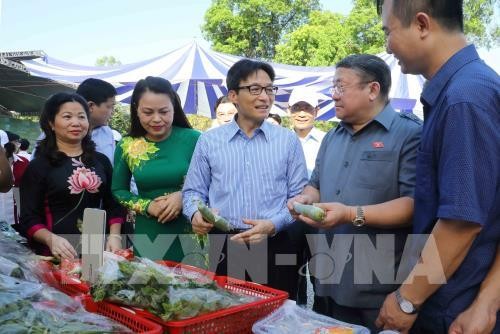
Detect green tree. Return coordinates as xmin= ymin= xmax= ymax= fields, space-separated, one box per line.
xmin=109 ymin=103 xmax=130 ymax=135
xmin=95 ymin=56 xmax=122 ymax=67
xmin=274 ymin=11 xmax=353 ymax=66
xmin=463 ymin=0 xmax=499 ymax=48
xmin=202 ymin=0 xmax=321 ymax=60
xmin=275 ymin=0 xmax=385 ymax=66
xmin=346 ymin=0 xmax=385 ymax=55
xmin=275 ymin=0 xmax=497 ymax=66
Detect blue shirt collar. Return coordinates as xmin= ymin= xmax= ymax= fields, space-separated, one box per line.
xmin=421 ymin=44 xmax=479 ymax=108
xmin=225 ymin=115 xmax=270 ymax=142
xmin=337 ymin=103 xmax=396 ymax=134
xmin=372 ymin=103 xmax=397 ymax=131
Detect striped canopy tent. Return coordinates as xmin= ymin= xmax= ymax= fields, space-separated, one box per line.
xmin=0 ymin=51 xmax=76 ymax=115
xmin=22 ymin=41 xmax=425 ymax=120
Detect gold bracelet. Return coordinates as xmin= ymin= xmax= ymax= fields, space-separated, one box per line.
xmin=107 ymin=234 xmax=122 ymax=240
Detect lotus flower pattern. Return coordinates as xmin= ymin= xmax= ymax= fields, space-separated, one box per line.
xmin=67 ymin=167 xmax=102 ymax=194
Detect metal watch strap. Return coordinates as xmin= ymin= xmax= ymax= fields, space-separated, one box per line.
xmin=395 ymin=288 xmax=419 ymax=314
xmin=352 ymin=206 xmax=365 ymax=227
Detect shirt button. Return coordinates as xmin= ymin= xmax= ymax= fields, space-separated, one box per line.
xmin=336 ymin=190 xmax=341 ymax=195
xmin=344 ymin=161 xmax=349 ymax=168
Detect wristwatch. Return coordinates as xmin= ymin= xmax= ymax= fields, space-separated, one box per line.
xmin=395 ymin=288 xmax=419 ymax=314
xmin=352 ymin=206 xmax=366 ymax=227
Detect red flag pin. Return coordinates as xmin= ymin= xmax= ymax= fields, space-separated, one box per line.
xmin=372 ymin=141 xmax=384 ymax=148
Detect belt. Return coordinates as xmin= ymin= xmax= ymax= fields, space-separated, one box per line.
xmin=211 ymin=227 xmax=248 ymax=234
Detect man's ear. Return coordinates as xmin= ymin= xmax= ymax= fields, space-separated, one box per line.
xmin=368 ymin=82 xmax=381 ymax=102
xmin=415 ymin=12 xmax=431 ymax=39
xmin=87 ymin=101 xmax=95 ymax=113
xmin=228 ymin=90 xmax=238 ymax=105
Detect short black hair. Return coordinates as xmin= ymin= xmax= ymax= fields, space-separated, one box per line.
xmin=3 ymin=142 xmax=16 ymax=159
xmin=226 ymin=59 xmax=275 ymax=91
xmin=19 ymin=139 xmax=29 ymax=151
xmin=268 ymin=113 xmax=282 ymax=125
xmin=214 ymin=95 xmax=233 ymax=113
xmin=76 ymin=78 xmax=117 ymax=105
xmin=5 ymin=130 xmax=20 ymax=142
xmin=376 ymin=0 xmax=463 ymax=32
xmin=336 ymin=54 xmax=392 ymax=101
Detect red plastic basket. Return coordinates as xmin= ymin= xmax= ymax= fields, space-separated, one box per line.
xmin=81 ymin=296 xmax=162 ymax=334
xmin=38 ymin=261 xmax=90 ymax=296
xmin=51 ymin=270 xmax=90 ymax=295
xmin=130 ymin=261 xmax=288 ymax=334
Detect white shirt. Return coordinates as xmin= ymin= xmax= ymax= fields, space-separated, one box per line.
xmin=91 ymin=126 xmax=115 ymax=165
xmin=17 ymin=150 xmax=31 ymax=160
xmin=0 ymin=130 xmax=8 ymax=147
xmin=297 ymin=127 xmax=326 ymax=178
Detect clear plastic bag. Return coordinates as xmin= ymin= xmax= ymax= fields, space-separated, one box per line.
xmin=0 ymin=232 xmax=40 ymax=282
xmin=165 ymin=286 xmax=247 ymax=320
xmin=0 ymin=255 xmax=24 ymax=278
xmin=0 ymin=220 xmax=27 ymax=243
xmin=0 ymin=274 xmax=132 ymax=333
xmin=91 ymin=256 xmax=256 ymax=321
xmin=252 ymin=300 xmax=371 ymax=334
xmin=0 ymin=274 xmax=43 ymax=299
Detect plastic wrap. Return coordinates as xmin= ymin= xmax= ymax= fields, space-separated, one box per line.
xmin=0 ymin=232 xmax=40 ymax=282
xmin=0 ymin=274 xmax=132 ymax=333
xmin=91 ymin=256 xmax=256 ymax=321
xmin=0 ymin=256 xmax=24 ymax=278
xmin=252 ymin=300 xmax=371 ymax=334
xmin=163 ymin=285 xmax=254 ymax=320
xmin=0 ymin=220 xmax=26 ymax=243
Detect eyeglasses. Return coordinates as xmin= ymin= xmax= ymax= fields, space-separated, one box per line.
xmin=237 ymin=85 xmax=279 ymax=96
xmin=329 ymin=81 xmax=372 ymax=96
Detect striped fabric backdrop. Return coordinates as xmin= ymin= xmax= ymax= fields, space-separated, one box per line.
xmin=22 ymin=41 xmax=425 ymax=120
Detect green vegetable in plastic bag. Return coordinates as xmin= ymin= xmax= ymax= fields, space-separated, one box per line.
xmin=293 ymin=202 xmax=326 ymax=223
xmin=196 ymin=200 xmax=232 ymax=232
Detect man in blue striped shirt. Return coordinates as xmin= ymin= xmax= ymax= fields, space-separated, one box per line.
xmin=183 ymin=59 xmax=308 ymax=298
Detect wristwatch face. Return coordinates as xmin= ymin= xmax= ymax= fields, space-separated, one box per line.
xmin=352 ymin=217 xmax=365 ymax=227
xmin=401 ymin=300 xmax=415 ymax=314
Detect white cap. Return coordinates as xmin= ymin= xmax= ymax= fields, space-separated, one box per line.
xmin=288 ymin=86 xmax=319 ymax=108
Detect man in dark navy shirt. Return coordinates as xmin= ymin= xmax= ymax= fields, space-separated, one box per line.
xmin=375 ymin=0 xmax=500 ymax=333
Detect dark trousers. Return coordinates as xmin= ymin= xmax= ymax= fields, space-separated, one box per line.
xmin=314 ymin=295 xmax=380 ymax=333
xmin=410 ymin=311 xmax=448 ymax=334
xmin=286 ymin=220 xmax=316 ymax=304
xmin=209 ymin=227 xmax=301 ymax=300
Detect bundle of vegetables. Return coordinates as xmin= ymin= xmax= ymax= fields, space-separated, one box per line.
xmin=42 ymin=249 xmax=132 ymax=281
xmin=196 ymin=200 xmax=232 ymax=232
xmin=91 ymin=257 xmax=255 ymax=321
xmin=0 ymin=273 xmax=131 ymax=333
xmin=293 ymin=202 xmax=326 ymax=223
xmin=0 ymin=233 xmax=41 ymax=282
xmin=59 ymin=258 xmax=82 ymax=278
xmin=0 ymin=255 xmax=24 ymax=278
